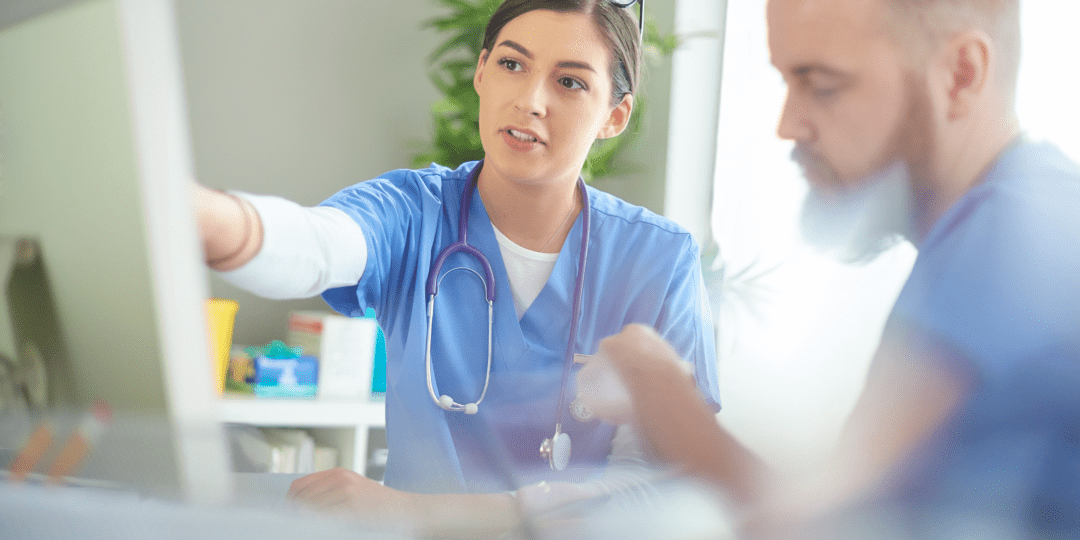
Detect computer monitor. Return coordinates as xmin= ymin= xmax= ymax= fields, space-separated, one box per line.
xmin=0 ymin=0 xmax=232 ymax=503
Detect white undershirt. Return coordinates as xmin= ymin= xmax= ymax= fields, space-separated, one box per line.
xmin=490 ymin=225 xmax=559 ymax=319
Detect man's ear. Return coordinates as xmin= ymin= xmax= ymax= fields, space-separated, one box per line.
xmin=597 ymin=94 xmax=635 ymax=139
xmin=473 ymin=49 xmax=489 ymax=94
xmin=935 ymin=30 xmax=992 ymax=121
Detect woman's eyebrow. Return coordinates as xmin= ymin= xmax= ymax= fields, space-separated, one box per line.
xmin=496 ymin=39 xmax=533 ymax=59
xmin=556 ymin=60 xmax=596 ymax=73
xmin=495 ymin=39 xmax=597 ymax=73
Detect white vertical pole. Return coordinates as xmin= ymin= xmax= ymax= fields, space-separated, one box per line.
xmin=116 ymin=0 xmax=234 ymax=504
xmin=662 ymin=0 xmax=726 ymax=246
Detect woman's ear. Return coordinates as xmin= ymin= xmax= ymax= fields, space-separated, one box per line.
xmin=473 ymin=49 xmax=490 ymax=93
xmin=597 ymin=94 xmax=634 ymax=139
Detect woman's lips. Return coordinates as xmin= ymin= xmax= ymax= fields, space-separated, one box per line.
xmin=501 ymin=127 xmax=545 ymax=151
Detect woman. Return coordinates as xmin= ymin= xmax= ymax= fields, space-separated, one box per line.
xmin=199 ymin=0 xmax=719 ymax=535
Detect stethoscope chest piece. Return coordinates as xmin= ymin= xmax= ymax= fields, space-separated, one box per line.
xmin=539 ymin=425 xmax=572 ymax=471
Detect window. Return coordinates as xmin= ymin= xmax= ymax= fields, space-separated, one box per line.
xmin=694 ymin=0 xmax=1077 ymax=472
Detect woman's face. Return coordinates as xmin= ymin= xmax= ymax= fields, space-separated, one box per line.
xmin=473 ymin=9 xmax=632 ymax=188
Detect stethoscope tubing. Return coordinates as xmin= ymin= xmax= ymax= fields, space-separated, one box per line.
xmin=425 ymin=164 xmax=496 ymax=301
xmin=423 ymin=161 xmax=590 ymax=436
xmin=424 ymin=287 xmax=494 ymax=412
xmin=553 ymin=179 xmax=590 ymax=434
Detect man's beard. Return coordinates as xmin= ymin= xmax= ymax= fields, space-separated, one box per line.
xmin=797 ymin=157 xmax=916 ymax=263
xmin=795 ymin=80 xmax=932 ymax=264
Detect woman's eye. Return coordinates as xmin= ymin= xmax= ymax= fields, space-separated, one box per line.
xmin=498 ymin=58 xmax=522 ymax=71
xmin=558 ymin=77 xmax=585 ymax=91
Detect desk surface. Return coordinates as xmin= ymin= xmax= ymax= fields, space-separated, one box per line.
xmin=0 ymin=480 xmax=410 ymax=540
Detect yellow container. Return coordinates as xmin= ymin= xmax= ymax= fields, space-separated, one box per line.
xmin=206 ymin=298 xmax=239 ymax=394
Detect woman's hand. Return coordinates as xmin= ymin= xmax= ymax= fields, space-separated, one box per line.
xmin=288 ymin=468 xmax=526 ymax=539
xmin=287 ymin=467 xmax=415 ymax=516
xmin=287 ymin=468 xmax=421 ymax=533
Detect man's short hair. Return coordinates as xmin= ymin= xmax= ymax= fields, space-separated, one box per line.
xmin=884 ymin=0 xmax=1021 ymax=105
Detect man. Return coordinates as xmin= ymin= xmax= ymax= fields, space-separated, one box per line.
xmin=598 ymin=0 xmax=1080 ymax=537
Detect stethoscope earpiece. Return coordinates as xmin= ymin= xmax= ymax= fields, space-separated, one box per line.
xmin=464 ymin=403 xmax=478 ymax=415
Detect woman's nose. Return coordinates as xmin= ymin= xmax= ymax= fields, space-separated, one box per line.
xmin=515 ymin=77 xmax=548 ymax=118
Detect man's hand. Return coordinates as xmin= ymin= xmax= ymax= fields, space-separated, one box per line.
xmin=596 ymin=324 xmax=767 ymax=508
xmin=596 ymin=324 xmax=697 ymax=398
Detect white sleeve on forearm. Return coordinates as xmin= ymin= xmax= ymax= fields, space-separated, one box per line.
xmin=214 ymin=192 xmax=367 ymax=300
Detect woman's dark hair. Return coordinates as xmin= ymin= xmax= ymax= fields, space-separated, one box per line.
xmin=481 ymin=0 xmax=641 ymax=108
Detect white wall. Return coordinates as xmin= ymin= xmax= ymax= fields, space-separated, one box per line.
xmin=175 ymin=0 xmax=445 ymax=346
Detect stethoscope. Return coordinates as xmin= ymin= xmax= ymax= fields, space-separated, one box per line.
xmin=424 ymin=161 xmax=590 ymax=471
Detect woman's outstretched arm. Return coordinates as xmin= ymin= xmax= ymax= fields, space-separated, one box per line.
xmin=192 ymin=183 xmax=366 ymax=300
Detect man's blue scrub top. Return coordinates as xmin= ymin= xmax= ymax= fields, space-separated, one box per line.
xmin=879 ymin=141 xmax=1080 ymax=534
xmin=321 ymin=161 xmax=720 ymax=494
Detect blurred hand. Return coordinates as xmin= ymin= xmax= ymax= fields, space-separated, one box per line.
xmin=6 ymin=422 xmax=53 ymax=481
xmin=516 ymin=480 xmax=598 ymax=517
xmin=6 ymin=400 xmax=111 ymax=483
xmin=596 ymin=324 xmax=694 ymax=393
xmin=287 ymin=467 xmax=418 ymax=528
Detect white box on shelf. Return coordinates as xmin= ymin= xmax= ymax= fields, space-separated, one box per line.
xmin=261 ymin=427 xmax=315 ymax=474
xmin=288 ymin=310 xmax=378 ymax=400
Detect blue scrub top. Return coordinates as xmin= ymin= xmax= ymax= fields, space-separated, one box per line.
xmin=879 ymin=141 xmax=1080 ymax=534
xmin=321 ymin=161 xmax=720 ymax=494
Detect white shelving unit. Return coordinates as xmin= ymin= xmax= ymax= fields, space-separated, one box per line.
xmin=217 ymin=394 xmax=385 ymax=474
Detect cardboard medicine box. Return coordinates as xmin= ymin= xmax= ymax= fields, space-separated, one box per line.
xmin=287 ymin=311 xmax=377 ymax=400
xmin=253 ymin=355 xmax=318 ymax=398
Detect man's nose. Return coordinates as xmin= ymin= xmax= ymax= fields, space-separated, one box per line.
xmin=776 ymin=89 xmax=812 ymax=142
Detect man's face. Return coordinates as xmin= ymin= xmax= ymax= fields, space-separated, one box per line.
xmin=768 ymin=0 xmax=936 ymax=258
xmin=768 ymin=0 xmax=917 ymax=193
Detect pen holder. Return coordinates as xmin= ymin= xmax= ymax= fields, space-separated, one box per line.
xmin=206 ymin=298 xmax=239 ymax=394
